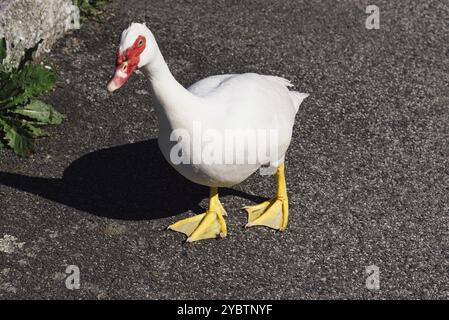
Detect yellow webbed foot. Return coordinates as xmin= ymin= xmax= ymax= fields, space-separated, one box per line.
xmin=168 ymin=210 xmax=227 ymax=242
xmin=244 ymin=196 xmax=288 ymax=231
xmin=244 ymin=163 xmax=289 ymax=231
xmin=168 ymin=187 xmax=227 ymax=242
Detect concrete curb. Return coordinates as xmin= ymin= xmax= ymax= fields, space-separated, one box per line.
xmin=0 ymin=0 xmax=79 ymax=68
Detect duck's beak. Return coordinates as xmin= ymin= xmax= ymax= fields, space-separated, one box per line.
xmin=107 ymin=61 xmax=137 ymax=93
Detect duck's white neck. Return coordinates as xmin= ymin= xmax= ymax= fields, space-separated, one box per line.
xmin=142 ymin=46 xmax=201 ymax=128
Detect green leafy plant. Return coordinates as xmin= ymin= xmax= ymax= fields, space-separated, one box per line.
xmin=0 ymin=38 xmax=64 ymax=157
xmin=74 ymin=0 xmax=108 ymax=19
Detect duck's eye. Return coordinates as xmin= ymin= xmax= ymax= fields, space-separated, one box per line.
xmin=122 ymin=63 xmax=128 ymax=71
xmin=138 ymin=39 xmax=144 ymax=47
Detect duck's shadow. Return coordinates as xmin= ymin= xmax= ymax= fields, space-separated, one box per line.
xmin=0 ymin=139 xmax=265 ymax=220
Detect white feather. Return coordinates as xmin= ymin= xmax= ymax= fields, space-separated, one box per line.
xmin=123 ymin=24 xmax=309 ymax=187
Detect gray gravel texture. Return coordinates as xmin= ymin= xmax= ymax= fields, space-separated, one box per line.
xmin=1 ymin=0 xmax=449 ymax=299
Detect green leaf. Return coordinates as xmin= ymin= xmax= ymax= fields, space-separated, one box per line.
xmin=13 ymin=64 xmax=57 ymax=98
xmin=0 ymin=77 xmax=28 ymax=108
xmin=0 ymin=71 xmax=20 ymax=102
xmin=0 ymin=116 xmax=33 ymax=157
xmin=22 ymin=121 xmax=48 ymax=137
xmin=13 ymin=99 xmax=64 ymax=124
xmin=0 ymin=38 xmax=6 ymax=63
xmin=76 ymin=0 xmax=107 ymax=18
xmin=0 ymin=36 xmax=62 ymax=158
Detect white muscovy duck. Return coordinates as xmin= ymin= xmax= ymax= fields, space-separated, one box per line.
xmin=107 ymin=23 xmax=308 ymax=242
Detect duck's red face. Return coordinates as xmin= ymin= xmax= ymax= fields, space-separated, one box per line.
xmin=107 ymin=35 xmax=146 ymax=92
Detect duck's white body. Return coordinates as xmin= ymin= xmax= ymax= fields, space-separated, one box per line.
xmin=108 ymin=23 xmax=308 ymax=240
xmin=111 ymin=23 xmax=308 ymax=187
xmin=146 ymin=59 xmax=307 ymax=187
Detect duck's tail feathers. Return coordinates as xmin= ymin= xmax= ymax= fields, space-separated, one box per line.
xmin=264 ymin=76 xmax=295 ymax=88
xmin=290 ymin=91 xmax=309 ymax=113
xmin=263 ymin=76 xmax=309 ymax=113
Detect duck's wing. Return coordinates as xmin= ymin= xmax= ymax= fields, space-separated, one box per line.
xmin=188 ymin=74 xmax=236 ymax=97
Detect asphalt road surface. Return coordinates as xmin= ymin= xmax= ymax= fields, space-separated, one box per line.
xmin=1 ymin=0 xmax=449 ymax=299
